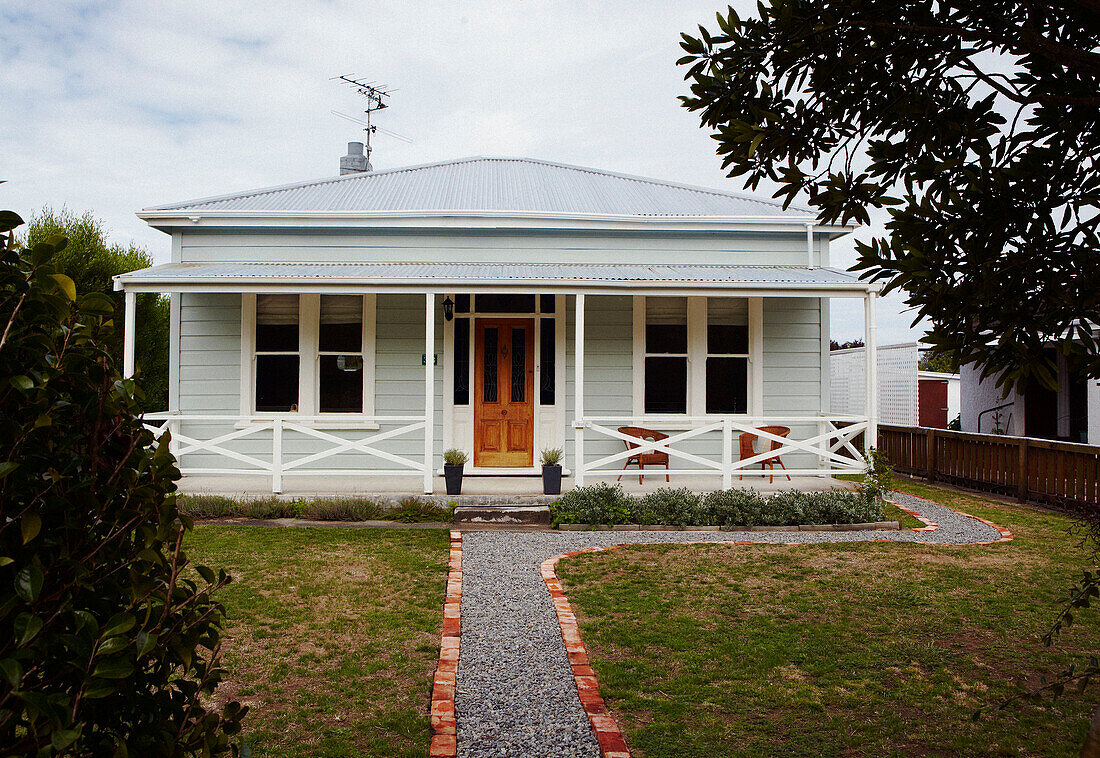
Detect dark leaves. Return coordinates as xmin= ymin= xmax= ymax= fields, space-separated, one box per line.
xmin=679 ymin=0 xmax=1100 ymax=391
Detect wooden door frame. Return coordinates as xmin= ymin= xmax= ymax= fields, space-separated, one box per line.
xmin=473 ymin=318 xmax=535 ymax=467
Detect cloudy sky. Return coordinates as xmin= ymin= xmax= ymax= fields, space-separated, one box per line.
xmin=3 ymin=0 xmax=923 ymax=343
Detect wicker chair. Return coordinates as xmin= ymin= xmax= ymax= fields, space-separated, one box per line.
xmin=738 ymin=425 xmax=792 ymax=484
xmin=616 ymin=426 xmax=671 ymax=484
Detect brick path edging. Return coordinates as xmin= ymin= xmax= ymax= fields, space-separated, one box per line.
xmin=429 ymin=530 xmax=463 ymax=758
xmin=541 ymin=548 xmax=632 ymax=758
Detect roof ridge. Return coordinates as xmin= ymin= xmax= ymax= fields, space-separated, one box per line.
xmin=144 ymin=156 xmax=808 ymax=214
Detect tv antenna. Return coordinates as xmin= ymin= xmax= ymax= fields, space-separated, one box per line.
xmin=332 ymin=75 xmax=408 ymax=170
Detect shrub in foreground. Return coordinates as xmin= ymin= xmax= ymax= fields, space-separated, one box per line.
xmin=0 ymin=213 xmax=243 ymax=755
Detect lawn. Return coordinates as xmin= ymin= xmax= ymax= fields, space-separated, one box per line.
xmin=185 ymin=526 xmax=450 ymax=758
xmin=557 ymin=480 xmax=1100 ymax=757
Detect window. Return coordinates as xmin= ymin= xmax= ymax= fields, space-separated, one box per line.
xmin=705 ymin=298 xmax=749 ymax=414
xmin=644 ymin=297 xmax=688 ymax=413
xmin=255 ymin=294 xmax=300 ymax=412
xmin=474 ymin=294 xmax=536 ymax=313
xmin=318 ymin=295 xmax=363 ymax=413
xmin=246 ymin=294 xmax=375 ymax=417
xmin=454 ymin=317 xmax=470 ymax=405
xmin=636 ymin=296 xmax=754 ymax=415
xmin=539 ymin=317 xmax=555 ymax=405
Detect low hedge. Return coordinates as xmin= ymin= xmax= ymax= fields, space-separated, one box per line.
xmin=178 ymin=495 xmax=453 ymax=523
xmin=550 ymin=483 xmax=885 ymax=527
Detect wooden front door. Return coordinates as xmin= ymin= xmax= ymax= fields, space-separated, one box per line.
xmin=474 ymin=319 xmax=534 ymax=467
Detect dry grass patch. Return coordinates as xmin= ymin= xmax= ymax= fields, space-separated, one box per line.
xmin=187 ymin=526 xmax=449 ymax=758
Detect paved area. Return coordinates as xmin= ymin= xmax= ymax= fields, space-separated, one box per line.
xmin=454 ymin=492 xmax=1004 ymax=758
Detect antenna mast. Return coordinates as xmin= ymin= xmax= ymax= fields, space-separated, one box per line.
xmin=333 ymin=74 xmax=393 ymax=171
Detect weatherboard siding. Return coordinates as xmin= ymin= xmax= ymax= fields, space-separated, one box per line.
xmin=172 ymin=292 xmax=826 ymax=478
xmin=177 ymin=229 xmax=827 ymax=267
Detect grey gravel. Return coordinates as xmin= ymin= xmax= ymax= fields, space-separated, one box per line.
xmin=455 ymin=491 xmax=1001 ymax=757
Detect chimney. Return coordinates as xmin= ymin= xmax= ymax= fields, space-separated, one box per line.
xmin=340 ymin=141 xmax=371 ymax=174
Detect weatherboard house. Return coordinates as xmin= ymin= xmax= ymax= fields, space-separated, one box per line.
xmin=115 ymin=153 xmax=882 ymax=495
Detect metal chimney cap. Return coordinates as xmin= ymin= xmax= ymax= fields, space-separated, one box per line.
xmin=340 ymin=141 xmax=371 ymax=174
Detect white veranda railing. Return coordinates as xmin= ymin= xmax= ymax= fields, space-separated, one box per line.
xmin=574 ymin=415 xmax=870 ymax=487
xmin=142 ymin=414 xmax=430 ymax=493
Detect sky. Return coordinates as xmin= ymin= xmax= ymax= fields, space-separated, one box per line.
xmin=2 ymin=0 xmax=924 ymax=344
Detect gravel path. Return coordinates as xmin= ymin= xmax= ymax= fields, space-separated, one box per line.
xmin=454 ymin=492 xmax=1003 ymax=757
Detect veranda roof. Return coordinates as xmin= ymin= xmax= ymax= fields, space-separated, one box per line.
xmin=114 ymin=262 xmax=877 ymax=296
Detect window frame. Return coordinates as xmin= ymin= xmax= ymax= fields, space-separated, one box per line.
xmin=241 ymin=293 xmax=376 ymax=422
xmin=632 ymin=295 xmax=762 ymax=418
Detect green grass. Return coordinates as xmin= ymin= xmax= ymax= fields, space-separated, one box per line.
xmin=557 ymin=480 xmax=1099 ymax=757
xmin=186 ymin=526 xmax=450 ymax=758
xmin=882 ymin=499 xmax=926 ymax=529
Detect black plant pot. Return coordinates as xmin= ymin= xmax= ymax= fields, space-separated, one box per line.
xmin=444 ymin=464 xmax=464 ymax=496
xmin=542 ymin=464 xmax=562 ymax=495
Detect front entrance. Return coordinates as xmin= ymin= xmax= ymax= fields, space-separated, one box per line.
xmin=474 ymin=319 xmax=534 ymax=467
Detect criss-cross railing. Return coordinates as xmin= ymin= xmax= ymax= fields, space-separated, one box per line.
xmin=574 ymin=415 xmax=869 ymax=487
xmin=142 ymin=413 xmax=429 ymax=493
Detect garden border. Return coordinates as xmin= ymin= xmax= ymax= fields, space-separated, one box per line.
xmin=536 ymin=497 xmax=1014 ymax=758
xmin=429 ymin=530 xmax=462 ymax=758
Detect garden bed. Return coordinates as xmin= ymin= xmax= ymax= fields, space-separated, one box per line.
xmin=550 ymin=483 xmax=888 ymax=529
xmin=557 ymin=520 xmax=901 ymax=531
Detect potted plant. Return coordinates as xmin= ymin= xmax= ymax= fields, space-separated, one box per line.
xmin=443 ymin=449 xmax=468 ymax=496
xmin=541 ymin=448 xmax=563 ymax=495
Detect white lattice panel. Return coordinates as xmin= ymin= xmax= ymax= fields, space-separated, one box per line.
xmin=830 ymin=343 xmax=918 ymax=425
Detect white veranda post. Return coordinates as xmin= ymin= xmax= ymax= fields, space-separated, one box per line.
xmin=123 ymin=290 xmax=136 ymax=379
xmin=424 ymin=293 xmax=435 ymax=494
xmin=574 ymin=293 xmax=585 ymax=487
xmin=864 ymin=290 xmax=879 ymax=455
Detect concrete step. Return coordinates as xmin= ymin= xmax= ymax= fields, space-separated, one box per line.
xmin=453 ymin=505 xmax=551 ymax=526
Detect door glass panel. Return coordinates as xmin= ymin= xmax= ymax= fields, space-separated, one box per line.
xmin=511 ymin=328 xmax=525 ymax=403
xmin=483 ymin=328 xmax=498 ymax=403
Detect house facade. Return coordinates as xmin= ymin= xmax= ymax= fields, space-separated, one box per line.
xmin=115 ymin=155 xmax=880 ymax=494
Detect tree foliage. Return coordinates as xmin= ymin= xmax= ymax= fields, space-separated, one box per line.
xmin=679 ymin=1 xmax=1100 ymax=392
xmin=0 ymin=211 xmax=244 ymax=755
xmin=23 ymin=209 xmax=168 ymax=410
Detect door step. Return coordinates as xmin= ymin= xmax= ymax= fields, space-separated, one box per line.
xmin=453 ymin=505 xmax=551 ymax=526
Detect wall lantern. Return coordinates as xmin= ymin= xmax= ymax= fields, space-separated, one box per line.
xmin=442 ymin=296 xmax=454 ymax=322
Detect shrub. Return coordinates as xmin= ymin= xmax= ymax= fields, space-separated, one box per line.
xmin=303 ymin=498 xmax=385 ymax=521
xmin=443 ymin=448 xmax=468 ymax=466
xmin=702 ymin=488 xmax=770 ymax=527
xmin=556 ymin=485 xmax=887 ymax=527
xmin=551 ymin=483 xmax=634 ymax=526
xmin=634 ymin=488 xmax=703 ymax=526
xmin=540 ymin=448 xmax=563 ymax=466
xmin=388 ymin=497 xmax=453 ymax=523
xmin=0 ymin=212 xmax=244 ymax=754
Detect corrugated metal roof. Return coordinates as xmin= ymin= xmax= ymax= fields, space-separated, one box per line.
xmin=116 ymin=262 xmax=863 ymax=287
xmin=144 ymin=157 xmax=808 ymax=217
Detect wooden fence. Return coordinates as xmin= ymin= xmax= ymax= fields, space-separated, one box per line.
xmin=878 ymin=424 xmax=1100 ymax=509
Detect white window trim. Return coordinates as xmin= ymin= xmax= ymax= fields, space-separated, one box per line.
xmin=632 ymin=295 xmax=761 ymax=418
xmin=240 ymin=293 xmax=376 ymax=426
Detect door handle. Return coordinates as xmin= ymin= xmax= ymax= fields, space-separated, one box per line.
xmin=502 ymin=410 xmax=508 ymax=416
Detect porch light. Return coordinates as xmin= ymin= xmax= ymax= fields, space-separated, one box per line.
xmin=442 ymin=296 xmax=454 ymax=321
